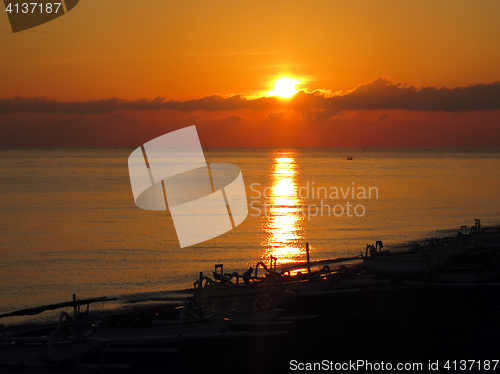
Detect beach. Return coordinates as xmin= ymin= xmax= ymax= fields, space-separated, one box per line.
xmin=78 ymin=283 xmax=500 ymax=373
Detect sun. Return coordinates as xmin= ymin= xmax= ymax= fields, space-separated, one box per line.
xmin=268 ymin=78 xmax=298 ymax=98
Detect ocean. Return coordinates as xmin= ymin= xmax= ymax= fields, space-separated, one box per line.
xmin=1 ymin=147 xmax=500 ymax=325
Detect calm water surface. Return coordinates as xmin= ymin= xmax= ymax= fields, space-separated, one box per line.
xmin=1 ymin=147 xmax=500 ymax=325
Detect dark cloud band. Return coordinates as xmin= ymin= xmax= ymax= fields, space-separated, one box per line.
xmin=1 ymin=78 xmax=499 ymax=114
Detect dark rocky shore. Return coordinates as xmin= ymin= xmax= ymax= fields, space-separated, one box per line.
xmin=98 ymin=284 xmax=500 ymax=373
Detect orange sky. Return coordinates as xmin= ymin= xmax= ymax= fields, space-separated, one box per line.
xmin=1 ymin=0 xmax=500 ymax=146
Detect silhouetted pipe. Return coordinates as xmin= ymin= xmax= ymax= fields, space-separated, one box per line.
xmin=306 ymin=243 xmax=311 ymax=275
xmin=72 ymin=294 xmax=77 ymax=320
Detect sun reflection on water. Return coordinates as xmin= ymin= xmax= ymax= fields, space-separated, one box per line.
xmin=261 ymin=153 xmax=305 ymax=264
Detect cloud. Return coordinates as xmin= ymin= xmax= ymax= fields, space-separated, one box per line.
xmin=1 ymin=78 xmax=500 ymax=114
xmin=0 ymin=95 xmax=276 ymax=113
xmin=331 ymin=78 xmax=500 ymax=111
xmin=378 ymin=113 xmax=390 ymax=121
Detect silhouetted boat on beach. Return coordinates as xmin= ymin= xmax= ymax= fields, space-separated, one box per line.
xmin=0 ymin=312 xmax=108 ymax=368
xmin=362 ymin=220 xmax=500 ymax=275
xmin=427 ymin=246 xmax=500 ymax=283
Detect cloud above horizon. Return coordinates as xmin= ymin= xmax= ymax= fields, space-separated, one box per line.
xmin=1 ymin=78 xmax=500 ymax=114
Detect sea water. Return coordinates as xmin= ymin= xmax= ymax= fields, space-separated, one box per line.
xmin=1 ymin=147 xmax=500 ymax=325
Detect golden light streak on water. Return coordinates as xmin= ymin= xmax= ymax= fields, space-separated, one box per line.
xmin=262 ymin=153 xmax=305 ymax=264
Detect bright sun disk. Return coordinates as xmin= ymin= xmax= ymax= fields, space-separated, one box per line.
xmin=268 ymin=78 xmax=298 ymax=98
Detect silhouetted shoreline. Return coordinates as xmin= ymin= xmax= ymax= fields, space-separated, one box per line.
xmin=91 ymin=284 xmax=500 ymax=373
